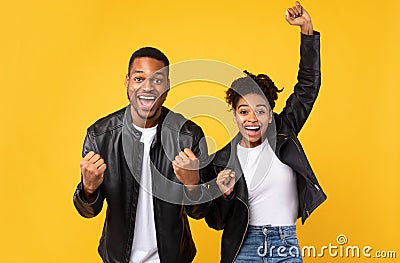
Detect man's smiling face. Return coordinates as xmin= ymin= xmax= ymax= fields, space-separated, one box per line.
xmin=125 ymin=57 xmax=169 ymax=127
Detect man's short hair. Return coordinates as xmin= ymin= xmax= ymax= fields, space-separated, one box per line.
xmin=128 ymin=47 xmax=169 ymax=75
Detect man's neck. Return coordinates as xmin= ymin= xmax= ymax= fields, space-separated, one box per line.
xmin=130 ymin=107 xmax=160 ymax=128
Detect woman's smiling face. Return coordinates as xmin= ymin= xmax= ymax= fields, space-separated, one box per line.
xmin=234 ymin=93 xmax=272 ymax=148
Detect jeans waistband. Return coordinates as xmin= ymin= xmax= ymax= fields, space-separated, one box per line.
xmin=247 ymin=225 xmax=297 ymax=235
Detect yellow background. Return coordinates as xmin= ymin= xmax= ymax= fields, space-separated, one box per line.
xmin=1 ymin=0 xmax=399 ymax=262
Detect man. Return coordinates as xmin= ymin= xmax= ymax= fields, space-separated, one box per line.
xmin=73 ymin=47 xmax=210 ymax=263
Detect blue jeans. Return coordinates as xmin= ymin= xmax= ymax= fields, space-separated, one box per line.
xmin=234 ymin=225 xmax=302 ymax=263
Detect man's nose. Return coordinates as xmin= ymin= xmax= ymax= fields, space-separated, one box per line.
xmin=140 ymin=78 xmax=154 ymax=91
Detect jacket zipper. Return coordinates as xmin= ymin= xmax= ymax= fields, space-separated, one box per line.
xmin=288 ymin=136 xmax=321 ymax=220
xmin=283 ymin=135 xmax=321 ymax=192
xmin=278 ymin=133 xmax=320 ymax=219
xmin=232 ymin=196 xmax=249 ymax=263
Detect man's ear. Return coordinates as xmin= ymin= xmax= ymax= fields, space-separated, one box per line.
xmin=163 ymin=89 xmax=169 ymax=99
xmin=124 ymin=75 xmax=129 ymax=88
xmin=162 ymin=78 xmax=170 ymax=97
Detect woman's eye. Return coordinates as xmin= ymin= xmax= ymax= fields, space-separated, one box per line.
xmin=239 ymin=110 xmax=248 ymax=115
xmin=256 ymin=111 xmax=265 ymax=115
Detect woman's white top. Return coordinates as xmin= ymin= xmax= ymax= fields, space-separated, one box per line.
xmin=237 ymin=139 xmax=299 ymax=226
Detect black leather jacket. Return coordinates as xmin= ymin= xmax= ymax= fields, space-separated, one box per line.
xmin=73 ymin=106 xmax=211 ymax=263
xmin=205 ymin=32 xmax=327 ymax=263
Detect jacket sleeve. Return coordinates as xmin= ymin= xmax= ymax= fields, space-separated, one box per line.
xmin=205 ymin=189 xmax=235 ymax=230
xmin=73 ymin=131 xmax=105 ymax=218
xmin=183 ymin=128 xmax=213 ymax=220
xmin=203 ymin=162 xmax=236 ymax=230
xmin=279 ymin=31 xmax=321 ymax=135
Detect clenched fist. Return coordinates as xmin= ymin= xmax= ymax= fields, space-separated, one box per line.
xmin=286 ymin=1 xmax=313 ymax=35
xmin=172 ymin=148 xmax=200 ymax=189
xmin=216 ymin=169 xmax=235 ymax=199
xmin=80 ymin=151 xmax=107 ymax=201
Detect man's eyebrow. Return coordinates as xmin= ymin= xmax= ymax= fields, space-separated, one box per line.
xmin=152 ymin=71 xmax=166 ymax=77
xmin=132 ymin=70 xmax=145 ymax=74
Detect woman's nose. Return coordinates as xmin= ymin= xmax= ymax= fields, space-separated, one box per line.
xmin=247 ymin=111 xmax=257 ymax=122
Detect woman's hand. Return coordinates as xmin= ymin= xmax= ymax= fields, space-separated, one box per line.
xmin=216 ymin=169 xmax=235 ymax=199
xmin=286 ymin=1 xmax=313 ymax=35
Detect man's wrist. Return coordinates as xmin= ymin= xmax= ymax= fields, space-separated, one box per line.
xmin=82 ymin=184 xmax=98 ymax=203
xmin=183 ymin=173 xmax=200 ymax=191
xmin=185 ymin=185 xmax=198 ymax=192
xmin=184 ymin=185 xmax=202 ymax=202
xmin=83 ymin=190 xmax=96 ymax=202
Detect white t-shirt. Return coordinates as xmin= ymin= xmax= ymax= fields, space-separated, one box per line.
xmin=130 ymin=124 xmax=160 ymax=263
xmin=237 ymin=139 xmax=299 ymax=226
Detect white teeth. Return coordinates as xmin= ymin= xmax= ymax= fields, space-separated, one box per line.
xmin=138 ymin=95 xmax=156 ymax=100
xmin=245 ymin=126 xmax=260 ymax=130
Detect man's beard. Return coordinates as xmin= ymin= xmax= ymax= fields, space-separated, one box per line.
xmin=129 ymin=93 xmax=166 ymax=121
xmin=133 ymin=105 xmax=160 ymax=120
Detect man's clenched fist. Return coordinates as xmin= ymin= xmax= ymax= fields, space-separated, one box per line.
xmin=80 ymin=151 xmax=107 ymax=201
xmin=172 ymin=148 xmax=200 ymax=188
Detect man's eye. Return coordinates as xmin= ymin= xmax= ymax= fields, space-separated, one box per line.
xmin=152 ymin=78 xmax=163 ymax=84
xmin=256 ymin=111 xmax=265 ymax=115
xmin=133 ymin=77 xmax=143 ymax=82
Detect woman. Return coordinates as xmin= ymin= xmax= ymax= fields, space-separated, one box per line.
xmin=206 ymin=2 xmax=327 ymax=263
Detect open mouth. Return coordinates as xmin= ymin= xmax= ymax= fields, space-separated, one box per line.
xmin=138 ymin=95 xmax=157 ymax=109
xmin=243 ymin=125 xmax=261 ymax=137
xmin=244 ymin=125 xmax=261 ymax=131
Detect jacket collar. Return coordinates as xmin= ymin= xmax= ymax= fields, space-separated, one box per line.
xmin=212 ymin=123 xmax=279 ymax=203
xmin=212 ymin=133 xmax=250 ymax=202
xmin=123 ymin=105 xmax=170 ymax=141
xmin=121 ymin=105 xmax=170 ymax=182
